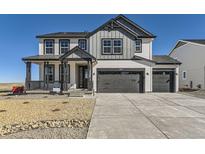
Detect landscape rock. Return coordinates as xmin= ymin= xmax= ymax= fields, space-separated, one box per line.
xmin=0 ymin=119 xmax=90 ymax=136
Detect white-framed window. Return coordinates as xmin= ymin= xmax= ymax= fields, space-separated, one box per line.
xmin=78 ymin=39 xmax=87 ymax=50
xmin=44 ymin=39 xmax=54 ymax=54
xmin=59 ymin=39 xmax=70 ymax=54
xmin=45 ymin=64 xmax=55 ymax=82
xmin=102 ymin=39 xmax=123 ymax=55
xmin=135 ymin=39 xmax=142 ymax=53
xmin=182 ymin=71 xmax=187 ymax=80
xmin=113 ymin=39 xmax=123 ymax=54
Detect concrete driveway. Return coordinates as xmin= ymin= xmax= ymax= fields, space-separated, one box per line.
xmin=87 ymin=93 xmax=205 ymax=139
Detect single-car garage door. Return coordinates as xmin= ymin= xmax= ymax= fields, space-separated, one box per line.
xmin=153 ymin=69 xmax=175 ymax=92
xmin=97 ymin=69 xmax=144 ymax=93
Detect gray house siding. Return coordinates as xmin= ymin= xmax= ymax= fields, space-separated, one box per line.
xmin=170 ymin=42 xmax=205 ymax=89
xmin=89 ymin=30 xmax=135 ymax=60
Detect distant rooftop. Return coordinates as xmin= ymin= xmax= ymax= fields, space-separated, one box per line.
xmin=182 ymin=39 xmax=205 ymax=45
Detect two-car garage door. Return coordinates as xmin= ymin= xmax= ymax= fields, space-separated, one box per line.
xmin=97 ymin=69 xmax=144 ymax=93
xmin=97 ymin=68 xmax=175 ymax=93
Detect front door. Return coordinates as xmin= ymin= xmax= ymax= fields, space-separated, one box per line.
xmin=78 ymin=66 xmax=88 ymax=88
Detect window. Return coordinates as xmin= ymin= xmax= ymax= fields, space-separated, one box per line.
xmin=135 ymin=39 xmax=142 ymax=53
xmin=182 ymin=71 xmax=187 ymax=80
xmin=102 ymin=39 xmax=112 ymax=54
xmin=45 ymin=65 xmax=54 ymax=82
xmin=113 ymin=39 xmax=123 ymax=54
xmin=102 ymin=39 xmax=123 ymax=54
xmin=78 ymin=39 xmax=87 ymax=50
xmin=59 ymin=39 xmax=70 ymax=54
xmin=44 ymin=39 xmax=54 ymax=54
xmin=59 ymin=64 xmax=70 ymax=83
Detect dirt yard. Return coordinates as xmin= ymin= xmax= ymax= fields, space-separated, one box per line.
xmin=0 ymin=96 xmax=95 ymax=125
xmin=0 ymin=94 xmax=95 ymax=138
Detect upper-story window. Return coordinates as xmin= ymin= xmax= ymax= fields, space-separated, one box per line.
xmin=78 ymin=39 xmax=87 ymax=50
xmin=113 ymin=39 xmax=123 ymax=54
xmin=135 ymin=39 xmax=142 ymax=53
xmin=59 ymin=39 xmax=70 ymax=54
xmin=44 ymin=39 xmax=54 ymax=54
xmin=102 ymin=39 xmax=123 ymax=55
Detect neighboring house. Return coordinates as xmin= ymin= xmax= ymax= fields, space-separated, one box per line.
xmin=170 ymin=39 xmax=205 ymax=89
xmin=22 ymin=15 xmax=181 ymax=93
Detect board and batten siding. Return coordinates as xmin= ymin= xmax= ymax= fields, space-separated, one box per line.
xmin=89 ymin=30 xmax=153 ymax=60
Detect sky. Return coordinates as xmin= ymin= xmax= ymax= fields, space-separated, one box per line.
xmin=0 ymin=14 xmax=205 ymax=83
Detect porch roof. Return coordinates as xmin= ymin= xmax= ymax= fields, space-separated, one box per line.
xmin=22 ymin=55 xmax=60 ymax=61
xmin=22 ymin=47 xmax=96 ymax=62
xmin=59 ymin=46 xmax=96 ymax=61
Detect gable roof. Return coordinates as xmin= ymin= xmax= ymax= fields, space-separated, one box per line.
xmin=182 ymin=39 xmax=205 ymax=45
xmin=152 ymin=55 xmax=181 ymax=65
xmin=36 ymin=15 xmax=156 ymax=39
xmin=36 ymin=32 xmax=89 ymax=38
xmin=59 ymin=46 xmax=96 ymax=61
xmin=87 ymin=15 xmax=156 ymax=38
xmin=169 ymin=39 xmax=205 ymax=55
xmin=115 ymin=15 xmax=155 ymax=38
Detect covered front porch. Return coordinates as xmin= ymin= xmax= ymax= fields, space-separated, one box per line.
xmin=22 ymin=46 xmax=96 ymax=92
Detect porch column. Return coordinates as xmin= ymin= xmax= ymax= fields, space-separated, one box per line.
xmin=64 ymin=61 xmax=68 ymax=91
xmin=25 ymin=62 xmax=31 ymax=90
xmin=60 ymin=61 xmax=64 ymax=92
xmin=87 ymin=59 xmax=93 ymax=91
xmin=44 ymin=62 xmax=49 ymax=90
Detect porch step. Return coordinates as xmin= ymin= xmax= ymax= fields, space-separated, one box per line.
xmin=67 ymin=90 xmax=93 ymax=97
xmin=68 ymin=92 xmax=84 ymax=97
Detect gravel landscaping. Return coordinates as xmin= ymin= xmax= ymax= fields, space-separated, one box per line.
xmin=0 ymin=94 xmax=95 ymax=138
xmin=0 ymin=127 xmax=88 ymax=139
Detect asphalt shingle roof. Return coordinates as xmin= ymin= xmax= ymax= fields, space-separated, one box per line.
xmin=152 ymin=55 xmax=181 ymax=64
xmin=183 ymin=39 xmax=205 ymax=45
xmin=22 ymin=55 xmax=60 ymax=61
xmin=36 ymin=32 xmax=89 ymax=38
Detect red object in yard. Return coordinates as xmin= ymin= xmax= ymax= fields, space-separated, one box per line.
xmin=12 ymin=86 xmax=24 ymax=94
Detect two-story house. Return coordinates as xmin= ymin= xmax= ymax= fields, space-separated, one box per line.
xmin=22 ymin=15 xmax=181 ymax=93
xmin=170 ymin=39 xmax=205 ymax=90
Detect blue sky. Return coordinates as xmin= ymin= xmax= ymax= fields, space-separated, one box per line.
xmin=0 ymin=14 xmax=205 ymax=83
